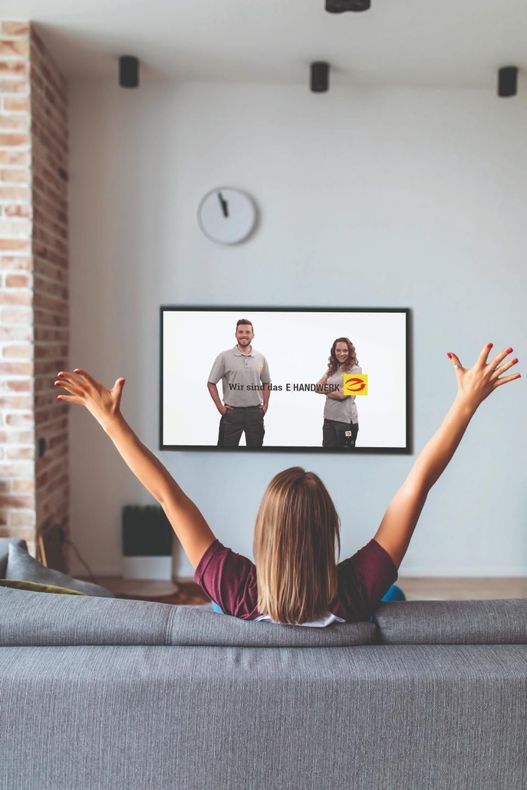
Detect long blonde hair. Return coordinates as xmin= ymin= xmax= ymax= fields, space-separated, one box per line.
xmin=253 ymin=467 xmax=341 ymax=624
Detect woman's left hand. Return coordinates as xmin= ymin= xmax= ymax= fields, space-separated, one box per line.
xmin=54 ymin=369 xmax=126 ymax=431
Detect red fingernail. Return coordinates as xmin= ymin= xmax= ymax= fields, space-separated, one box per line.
xmin=507 ymin=347 xmax=513 ymax=353
xmin=513 ymin=358 xmax=518 ymax=364
xmin=487 ymin=343 xmax=493 ymax=348
xmin=447 ymin=353 xmax=452 ymax=358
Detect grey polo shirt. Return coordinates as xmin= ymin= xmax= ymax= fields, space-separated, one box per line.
xmin=208 ymin=346 xmax=271 ymax=407
xmin=323 ymin=365 xmax=362 ymax=424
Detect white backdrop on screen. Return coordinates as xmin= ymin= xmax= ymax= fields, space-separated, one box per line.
xmin=162 ymin=310 xmax=407 ymax=448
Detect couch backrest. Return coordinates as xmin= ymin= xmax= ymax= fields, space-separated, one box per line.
xmin=2 ymin=588 xmax=526 ymax=647
xmin=0 ymin=587 xmax=377 ymax=647
xmin=375 ymin=599 xmax=527 ymax=644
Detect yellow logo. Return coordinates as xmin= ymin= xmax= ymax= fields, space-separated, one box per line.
xmin=342 ymin=373 xmax=368 ymax=396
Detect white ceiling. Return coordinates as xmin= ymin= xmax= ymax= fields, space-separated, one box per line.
xmin=3 ymin=0 xmax=527 ymax=88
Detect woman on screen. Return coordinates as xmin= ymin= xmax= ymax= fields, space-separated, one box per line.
xmin=316 ymin=337 xmax=362 ymax=448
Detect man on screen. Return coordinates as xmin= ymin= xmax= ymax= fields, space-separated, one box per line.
xmin=207 ymin=319 xmax=271 ymax=448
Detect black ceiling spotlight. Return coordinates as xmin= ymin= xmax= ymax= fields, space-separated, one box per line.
xmin=326 ymin=0 xmax=371 ymax=12
xmin=119 ymin=55 xmax=140 ymax=88
xmin=311 ymin=62 xmax=330 ymax=93
xmin=497 ymin=66 xmax=518 ymax=97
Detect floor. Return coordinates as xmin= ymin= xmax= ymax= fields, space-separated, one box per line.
xmin=87 ymin=576 xmax=527 ymax=601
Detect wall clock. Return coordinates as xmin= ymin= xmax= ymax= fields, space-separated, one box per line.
xmin=197 ymin=187 xmax=257 ymax=245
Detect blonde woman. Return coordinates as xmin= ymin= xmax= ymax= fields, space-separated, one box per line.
xmin=54 ymin=343 xmax=520 ymax=626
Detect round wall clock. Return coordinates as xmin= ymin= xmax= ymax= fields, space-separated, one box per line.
xmin=197 ymin=187 xmax=257 ymax=245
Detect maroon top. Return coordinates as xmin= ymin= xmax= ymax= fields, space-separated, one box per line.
xmin=194 ymin=537 xmax=398 ymax=622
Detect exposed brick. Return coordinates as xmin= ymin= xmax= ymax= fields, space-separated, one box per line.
xmin=5 ymin=412 xmax=33 ymax=426
xmin=3 ymin=205 xmax=32 ymax=218
xmin=5 ymin=446 xmax=34 ymax=460
xmin=1 ymin=23 xmax=30 ymax=36
xmin=12 ymin=479 xmax=35 ymax=493
xmin=0 ymin=83 xmax=29 ymax=96
xmin=0 ymin=217 xmax=31 ymax=235
xmin=2 ymin=98 xmax=29 ymax=112
xmin=0 ymin=239 xmax=30 ymax=251
xmin=0 ymin=167 xmax=30 ymax=181
xmin=0 ymin=395 xmax=32 ymax=409
xmin=1 ymin=307 xmax=33 ymax=323
xmin=8 ymin=510 xmax=35 ymax=527
xmin=0 ymin=256 xmax=32 ymax=270
xmin=34 ymin=342 xmax=67 ymax=358
xmin=5 ymin=273 xmax=30 ymax=287
xmin=5 ymin=429 xmax=33 ymax=443
xmin=1 ymin=379 xmax=32 ymax=392
xmin=0 ymin=360 xmax=32 ymax=374
xmin=0 ymin=40 xmax=29 ymax=57
xmin=2 ymin=342 xmax=32 ymax=357
xmin=0 ymin=22 xmax=69 ymax=547
xmin=0 ymin=492 xmax=34 ymax=508
xmin=0 ymin=325 xmax=32 ymax=339
xmin=0 ymin=291 xmax=32 ymax=306
xmin=0 ymin=113 xmax=29 ymax=131
xmin=0 ymin=460 xmax=33 ymax=476
xmin=0 ymin=186 xmax=30 ymax=200
xmin=0 ymin=61 xmax=27 ymax=76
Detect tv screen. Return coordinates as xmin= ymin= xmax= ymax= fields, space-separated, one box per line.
xmin=160 ymin=307 xmax=409 ymax=452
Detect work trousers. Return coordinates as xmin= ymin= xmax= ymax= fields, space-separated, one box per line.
xmin=218 ymin=405 xmax=265 ymax=448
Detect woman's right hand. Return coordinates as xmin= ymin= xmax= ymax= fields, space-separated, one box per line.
xmin=448 ymin=343 xmax=520 ymax=411
xmin=54 ymin=368 xmax=125 ymax=431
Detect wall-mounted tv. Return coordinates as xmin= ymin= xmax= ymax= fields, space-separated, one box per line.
xmin=160 ymin=307 xmax=410 ymax=453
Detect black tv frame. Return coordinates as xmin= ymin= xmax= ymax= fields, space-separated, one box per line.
xmin=159 ymin=305 xmax=412 ymax=454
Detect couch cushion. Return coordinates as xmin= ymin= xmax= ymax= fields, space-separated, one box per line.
xmin=0 ymin=538 xmax=27 ymax=577
xmin=375 ymin=599 xmax=527 ymax=644
xmin=0 ymin=587 xmax=378 ymax=646
xmin=5 ymin=543 xmax=114 ymax=598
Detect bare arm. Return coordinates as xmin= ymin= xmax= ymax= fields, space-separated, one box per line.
xmin=55 ymin=369 xmax=216 ymax=569
xmin=314 ymin=373 xmax=348 ymax=400
xmin=261 ymin=382 xmax=271 ymax=412
xmin=207 ymin=381 xmax=228 ymax=415
xmin=374 ymin=344 xmax=520 ymax=570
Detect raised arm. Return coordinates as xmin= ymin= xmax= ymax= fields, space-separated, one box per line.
xmin=55 ymin=369 xmax=216 ymax=569
xmin=374 ymin=344 xmax=520 ymax=570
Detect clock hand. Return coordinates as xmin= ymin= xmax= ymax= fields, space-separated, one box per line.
xmin=217 ymin=191 xmax=229 ymax=218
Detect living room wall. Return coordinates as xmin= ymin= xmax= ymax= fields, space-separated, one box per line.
xmin=67 ymin=79 xmax=526 ymax=578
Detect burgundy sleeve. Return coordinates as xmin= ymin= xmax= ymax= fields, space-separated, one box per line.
xmin=336 ymin=538 xmax=398 ymax=620
xmin=193 ymin=539 xmax=259 ymax=620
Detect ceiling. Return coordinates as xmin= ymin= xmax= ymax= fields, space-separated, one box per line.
xmin=3 ymin=0 xmax=526 ymax=88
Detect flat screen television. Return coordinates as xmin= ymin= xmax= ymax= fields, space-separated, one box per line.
xmin=160 ymin=307 xmax=410 ymax=452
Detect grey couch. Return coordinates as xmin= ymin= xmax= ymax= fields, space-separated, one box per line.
xmin=1 ymin=547 xmax=526 ymax=790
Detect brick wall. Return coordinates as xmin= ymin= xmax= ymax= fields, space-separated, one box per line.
xmin=0 ymin=21 xmax=69 ymax=560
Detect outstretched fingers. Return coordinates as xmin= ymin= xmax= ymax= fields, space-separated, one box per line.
xmin=489 ymin=346 xmax=514 ymax=371
xmin=476 ymin=342 xmax=493 ymax=368
xmin=54 ymin=373 xmax=83 ymax=403
xmin=493 ymin=371 xmax=521 ymax=388
xmin=56 ymin=393 xmax=83 ymax=404
xmin=491 ymin=356 xmax=519 ymax=381
xmin=73 ymin=368 xmax=100 ymax=388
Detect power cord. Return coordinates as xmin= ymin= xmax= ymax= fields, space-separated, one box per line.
xmin=62 ymin=536 xmax=101 ymax=585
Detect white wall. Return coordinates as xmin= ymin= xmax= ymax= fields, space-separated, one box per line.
xmin=68 ymin=80 xmax=527 ymax=578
